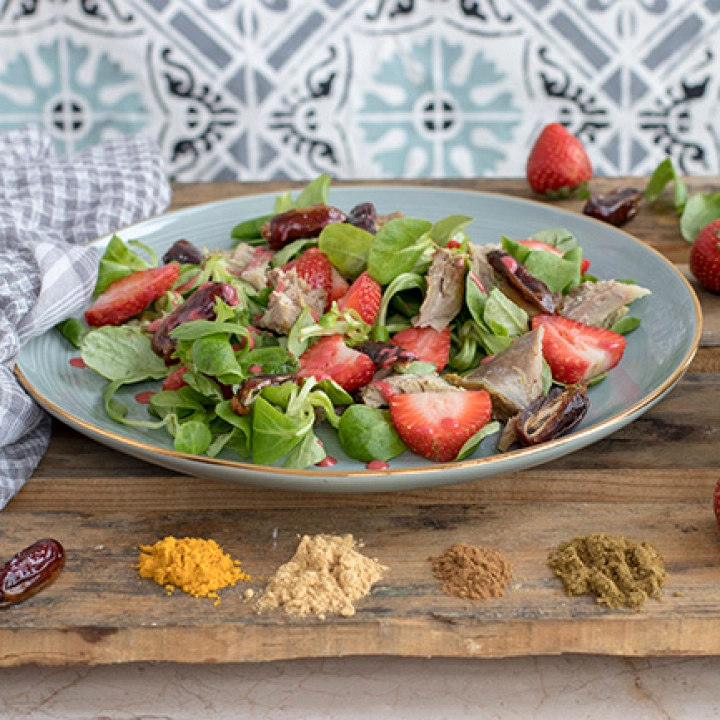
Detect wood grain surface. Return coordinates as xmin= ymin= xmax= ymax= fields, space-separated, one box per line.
xmin=3 ymin=177 xmax=720 ymax=666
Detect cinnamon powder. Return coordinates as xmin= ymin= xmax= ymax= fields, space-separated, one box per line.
xmin=431 ymin=543 xmax=513 ymax=600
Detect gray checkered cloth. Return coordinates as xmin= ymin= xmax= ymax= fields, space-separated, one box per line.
xmin=0 ymin=126 xmax=171 ymax=509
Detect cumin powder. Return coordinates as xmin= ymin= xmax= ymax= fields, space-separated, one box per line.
xmin=548 ymin=532 xmax=666 ymax=610
xmin=138 ymin=536 xmax=251 ymax=605
xmin=431 ymin=543 xmax=513 ymax=600
xmin=257 ymin=534 xmax=387 ymax=619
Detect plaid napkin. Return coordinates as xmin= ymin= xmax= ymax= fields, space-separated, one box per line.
xmin=0 ymin=126 xmax=171 ymax=509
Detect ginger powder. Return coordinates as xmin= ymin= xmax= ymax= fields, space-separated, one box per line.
xmin=138 ymin=536 xmax=251 ymax=605
xmin=257 ymin=533 xmax=387 ymax=619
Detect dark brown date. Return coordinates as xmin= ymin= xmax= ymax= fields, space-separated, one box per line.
xmin=1 ymin=539 xmax=65 ymax=608
xmin=356 ymin=340 xmax=417 ymax=369
xmin=152 ymin=281 xmax=239 ymax=363
xmin=348 ymin=202 xmax=377 ymax=234
xmin=232 ymin=373 xmax=297 ymax=414
xmin=261 ymin=204 xmax=347 ymax=250
xmin=487 ymin=250 xmax=561 ymax=314
xmin=516 ymin=385 xmax=589 ymax=446
xmin=162 ymin=239 xmax=205 ymax=265
xmin=582 ymin=187 xmax=643 ymax=227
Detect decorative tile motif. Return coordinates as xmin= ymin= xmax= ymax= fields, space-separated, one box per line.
xmin=0 ymin=0 xmax=718 ymax=180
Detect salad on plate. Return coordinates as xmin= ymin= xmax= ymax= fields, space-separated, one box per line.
xmin=59 ymin=175 xmax=651 ymax=471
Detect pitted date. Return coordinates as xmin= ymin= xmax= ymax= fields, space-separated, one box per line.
xmin=516 ymin=385 xmax=589 ymax=446
xmin=583 ymin=187 xmax=643 ymax=227
xmin=232 ymin=373 xmax=296 ymax=414
xmin=487 ymin=249 xmax=560 ymax=314
xmin=152 ymin=281 xmax=239 ymax=363
xmin=261 ymin=204 xmax=347 ymax=250
xmin=1 ymin=539 xmax=65 ymax=608
xmin=348 ymin=202 xmax=377 ymax=234
xmin=356 ymin=340 xmax=417 ymax=369
xmin=162 ymin=239 xmax=205 ymax=265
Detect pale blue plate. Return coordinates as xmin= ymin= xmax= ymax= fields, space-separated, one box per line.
xmin=16 ymin=187 xmax=701 ymax=493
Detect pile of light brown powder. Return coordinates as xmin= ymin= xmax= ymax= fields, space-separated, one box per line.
xmin=257 ymin=533 xmax=387 ymax=619
xmin=431 ymin=542 xmax=513 ymax=600
xmin=548 ymin=532 xmax=667 ymax=610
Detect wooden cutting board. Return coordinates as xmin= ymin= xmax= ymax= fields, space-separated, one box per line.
xmin=2 ymin=178 xmax=720 ymax=666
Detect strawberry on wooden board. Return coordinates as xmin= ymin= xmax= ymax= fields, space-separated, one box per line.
xmin=518 ymin=239 xmax=591 ymax=275
xmin=296 ymin=334 xmax=375 ymax=393
xmin=390 ymin=326 xmax=451 ymax=371
xmin=337 ymin=270 xmax=382 ymax=325
xmin=526 ymin=123 xmax=593 ymax=197
xmin=689 ymin=219 xmax=720 ymax=293
xmin=388 ymin=390 xmax=492 ymax=463
xmin=85 ymin=264 xmax=180 ymax=327
xmin=532 ymin=314 xmax=627 ymax=384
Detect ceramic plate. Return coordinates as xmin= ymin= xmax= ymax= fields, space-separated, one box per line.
xmin=16 ymin=186 xmax=701 ymax=493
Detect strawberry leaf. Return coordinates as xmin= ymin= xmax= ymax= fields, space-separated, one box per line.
xmin=680 ymin=191 xmax=720 ymax=243
xmin=645 ymin=158 xmax=688 ymax=212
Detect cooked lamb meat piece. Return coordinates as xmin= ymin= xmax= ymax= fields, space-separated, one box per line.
xmin=466 ymin=243 xmax=499 ymax=294
xmin=359 ymin=373 xmax=461 ymax=409
xmin=414 ymin=248 xmax=466 ymax=330
xmin=376 ymin=210 xmax=403 ymax=229
xmin=446 ymin=327 xmax=545 ymax=421
xmin=223 ymin=244 xmax=274 ymax=291
xmin=560 ymin=280 xmax=651 ymax=328
xmin=257 ymin=267 xmax=326 ymax=335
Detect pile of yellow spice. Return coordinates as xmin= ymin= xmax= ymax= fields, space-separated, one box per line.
xmin=137 ymin=536 xmax=251 ymax=605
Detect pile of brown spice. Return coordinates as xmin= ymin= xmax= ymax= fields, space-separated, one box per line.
xmin=430 ymin=542 xmax=513 ymax=600
xmin=137 ymin=536 xmax=251 ymax=606
xmin=548 ymin=532 xmax=667 ymax=610
xmin=257 ymin=533 xmax=387 ymax=619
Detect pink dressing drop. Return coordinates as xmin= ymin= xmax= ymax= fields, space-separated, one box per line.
xmin=69 ymin=357 xmax=87 ymax=369
xmin=366 ymin=459 xmax=390 ymax=471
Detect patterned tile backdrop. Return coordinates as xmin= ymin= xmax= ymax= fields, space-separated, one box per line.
xmin=1 ymin=0 xmax=719 ymax=181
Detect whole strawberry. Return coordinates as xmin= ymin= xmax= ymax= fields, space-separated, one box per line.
xmin=689 ymin=219 xmax=720 ymax=293
xmin=526 ymin=123 xmax=593 ymax=197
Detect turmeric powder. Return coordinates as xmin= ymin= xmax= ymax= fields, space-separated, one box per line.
xmin=137 ymin=536 xmax=251 ymax=605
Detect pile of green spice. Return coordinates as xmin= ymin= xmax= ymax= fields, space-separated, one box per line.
xmin=548 ymin=532 xmax=667 ymax=610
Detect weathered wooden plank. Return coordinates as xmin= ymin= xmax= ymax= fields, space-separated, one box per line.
xmin=4 ymin=179 xmax=720 ymax=667
xmin=1 ymin=501 xmax=718 ymax=665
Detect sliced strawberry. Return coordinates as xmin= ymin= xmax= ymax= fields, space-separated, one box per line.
xmin=388 ymin=390 xmax=492 ymax=463
xmin=296 ymin=334 xmax=375 ymax=393
xmin=328 ymin=265 xmax=350 ymax=305
xmin=85 ymin=264 xmax=180 ymax=327
xmin=162 ymin=365 xmax=188 ymax=391
xmin=518 ymin=239 xmax=591 ymax=275
xmin=337 ymin=271 xmax=382 ymax=325
xmin=532 ymin=314 xmax=627 ymax=384
xmin=283 ymin=247 xmax=333 ymax=305
xmin=390 ymin=326 xmax=451 ymax=372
